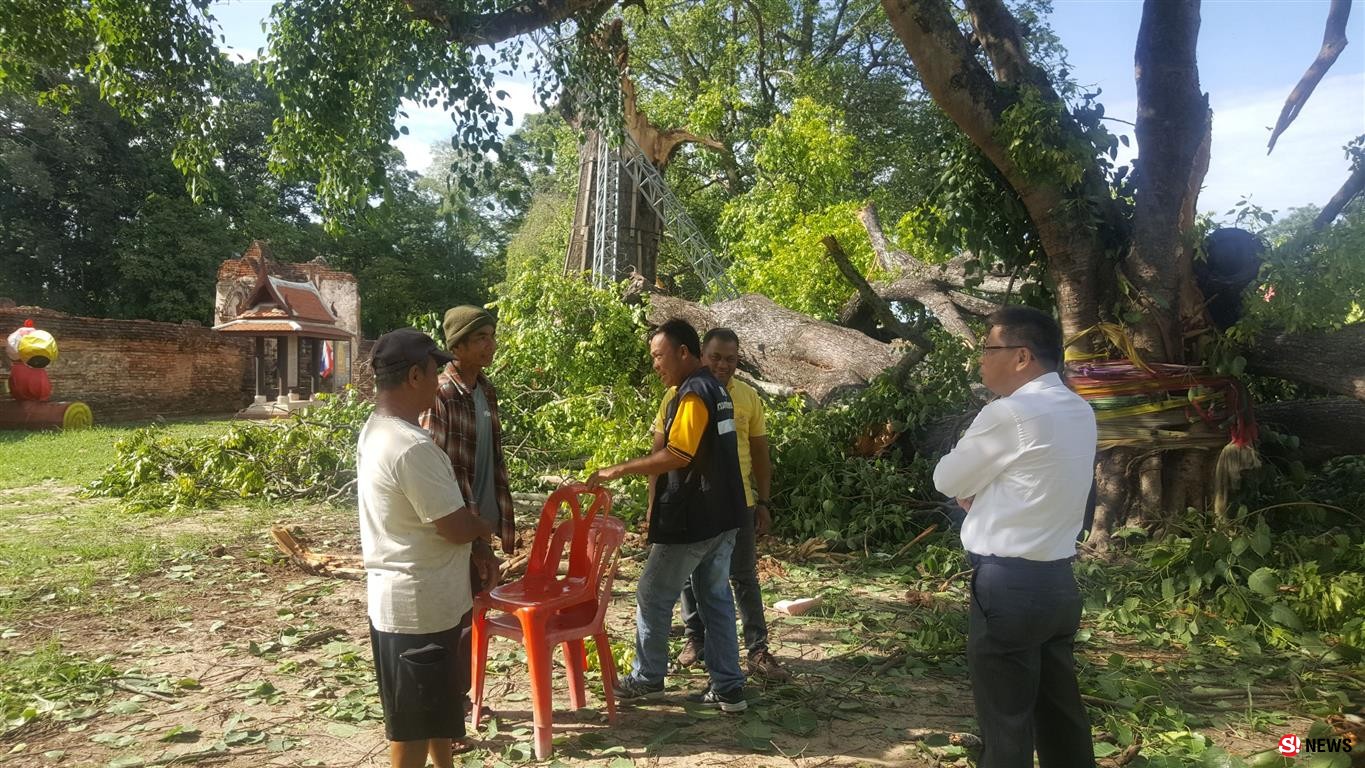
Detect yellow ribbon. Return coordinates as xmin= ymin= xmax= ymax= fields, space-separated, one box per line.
xmin=1063 ymin=323 xmax=1152 ymax=372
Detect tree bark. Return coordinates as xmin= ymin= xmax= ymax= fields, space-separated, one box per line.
xmin=1257 ymin=397 xmax=1365 ymax=465
xmin=1267 ymin=0 xmax=1353 ymax=153
xmin=646 ymin=293 xmax=907 ymax=403
xmin=1129 ymin=0 xmax=1208 ymax=363
xmin=823 ymin=235 xmax=933 ymax=355
xmin=1245 ymin=324 xmax=1365 ymax=402
xmin=404 ymin=0 xmax=618 ymax=47
xmin=879 ymin=0 xmax=1120 ymax=343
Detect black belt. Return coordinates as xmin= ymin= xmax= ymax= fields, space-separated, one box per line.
xmin=966 ymin=552 xmax=1075 ymax=569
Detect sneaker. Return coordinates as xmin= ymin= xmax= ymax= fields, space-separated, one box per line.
xmin=687 ymin=684 xmax=748 ymax=713
xmin=747 ymin=649 xmax=792 ymax=682
xmin=612 ymin=676 xmax=664 ymax=701
xmin=677 ymin=637 xmax=704 ymax=668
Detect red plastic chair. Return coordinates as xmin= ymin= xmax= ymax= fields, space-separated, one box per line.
xmin=470 ymin=484 xmax=625 ymax=759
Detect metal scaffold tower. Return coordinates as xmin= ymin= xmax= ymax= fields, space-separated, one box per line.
xmin=568 ymin=129 xmax=737 ymax=300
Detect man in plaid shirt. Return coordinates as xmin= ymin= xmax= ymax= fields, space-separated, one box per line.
xmin=420 ymin=305 xmax=518 ymax=732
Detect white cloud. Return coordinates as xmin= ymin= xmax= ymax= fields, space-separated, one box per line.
xmin=1075 ymin=73 xmax=1364 ymax=221
xmin=1203 ymin=72 xmax=1365 ymax=218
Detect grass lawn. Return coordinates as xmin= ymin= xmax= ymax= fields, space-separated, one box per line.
xmin=0 ymin=421 xmax=259 ymax=621
xmin=0 ymin=421 xmax=232 ymax=490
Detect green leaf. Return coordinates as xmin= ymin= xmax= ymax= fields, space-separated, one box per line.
xmin=158 ymin=725 xmax=200 ymax=743
xmin=1296 ymin=754 xmax=1350 ymax=768
xmin=644 ymin=726 xmax=681 ymax=752
xmin=1251 ymin=521 xmax=1273 ymax=557
xmin=106 ymin=700 xmax=143 ymax=715
xmin=1306 ymin=721 xmax=1336 ymax=739
xmin=325 ymin=723 xmax=361 ymax=739
xmin=1200 ymin=745 xmax=1242 ymax=768
xmin=1269 ymin=603 xmax=1303 ymax=630
xmin=1248 ymin=567 xmax=1280 ymax=596
xmin=1094 ymin=743 xmax=1120 ymax=758
xmin=1246 ymin=750 xmax=1292 ymax=768
xmin=779 ymin=708 xmax=819 ymax=736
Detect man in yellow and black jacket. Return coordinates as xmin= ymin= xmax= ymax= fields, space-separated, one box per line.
xmin=587 ymin=318 xmax=749 ymax=712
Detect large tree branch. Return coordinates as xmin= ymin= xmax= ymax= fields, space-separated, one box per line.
xmin=879 ymin=0 xmax=1112 ymax=342
xmin=404 ymin=0 xmax=618 ymax=47
xmin=647 ymin=294 xmax=907 ymax=403
xmin=879 ymin=0 xmax=1004 ymax=169
xmin=823 ymin=235 xmax=933 ymax=356
xmin=849 ymin=201 xmax=1006 ymax=341
xmin=861 ymin=203 xmax=1015 ymax=292
xmin=1245 ymin=324 xmax=1365 ymax=402
xmin=941 ymin=254 xmax=1019 ymax=293
xmin=961 ymin=0 xmax=1053 ymax=93
xmin=1314 ymin=162 xmax=1365 ymax=229
xmin=858 ymin=202 xmax=911 ymax=272
xmin=1267 ymin=0 xmax=1352 ymax=153
xmin=1257 ymin=397 xmax=1365 ymax=465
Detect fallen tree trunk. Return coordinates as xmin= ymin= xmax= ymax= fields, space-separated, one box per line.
xmin=646 ymin=293 xmax=907 ymax=403
xmin=1246 ymin=324 xmax=1365 ymax=402
xmin=1256 ymin=397 xmax=1365 ymax=465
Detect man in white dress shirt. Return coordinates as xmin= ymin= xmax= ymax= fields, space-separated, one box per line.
xmin=934 ymin=306 xmax=1097 ymax=768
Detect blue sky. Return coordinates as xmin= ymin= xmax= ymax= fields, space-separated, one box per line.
xmin=210 ymin=0 xmax=1365 ymax=219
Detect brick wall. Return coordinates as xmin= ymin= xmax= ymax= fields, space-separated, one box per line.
xmin=2 ymin=307 xmax=254 ymax=423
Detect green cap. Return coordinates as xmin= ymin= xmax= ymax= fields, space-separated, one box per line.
xmin=443 ymin=305 xmax=495 ymax=350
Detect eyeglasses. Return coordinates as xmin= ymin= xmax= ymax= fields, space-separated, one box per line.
xmin=980 ymin=345 xmax=1026 ymax=353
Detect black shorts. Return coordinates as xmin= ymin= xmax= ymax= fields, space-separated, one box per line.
xmin=369 ymin=622 xmax=465 ymax=742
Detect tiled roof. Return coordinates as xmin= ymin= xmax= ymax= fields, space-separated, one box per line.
xmin=270 ymin=279 xmax=335 ymax=324
xmin=215 ymin=243 xmax=352 ymax=340
xmin=212 ymin=319 xmax=353 ymax=340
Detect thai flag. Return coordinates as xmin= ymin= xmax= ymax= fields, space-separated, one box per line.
xmin=320 ymin=341 xmax=335 ymax=378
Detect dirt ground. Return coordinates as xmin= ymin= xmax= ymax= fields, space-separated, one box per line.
xmin=0 ymin=492 xmax=1327 ymax=768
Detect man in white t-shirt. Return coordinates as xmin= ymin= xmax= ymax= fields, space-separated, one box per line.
xmin=358 ymin=328 xmax=493 ymax=768
xmin=933 ymin=306 xmax=1097 ymax=768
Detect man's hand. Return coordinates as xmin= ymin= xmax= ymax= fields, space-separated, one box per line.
xmin=472 ymin=540 xmax=501 ymax=590
xmin=754 ymin=504 xmax=772 ymax=537
xmin=957 ymin=496 xmax=974 ymax=512
xmin=585 ymin=465 xmax=623 ymax=489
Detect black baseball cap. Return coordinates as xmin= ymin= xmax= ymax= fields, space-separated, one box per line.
xmin=371 ymin=328 xmax=453 ymax=375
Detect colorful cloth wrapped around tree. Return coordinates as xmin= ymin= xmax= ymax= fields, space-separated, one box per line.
xmin=1064 ymin=323 xmax=1260 ymax=516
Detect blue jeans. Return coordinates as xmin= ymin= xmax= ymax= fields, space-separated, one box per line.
xmin=630 ymin=529 xmax=745 ymax=693
xmin=680 ymin=506 xmax=768 ymax=655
